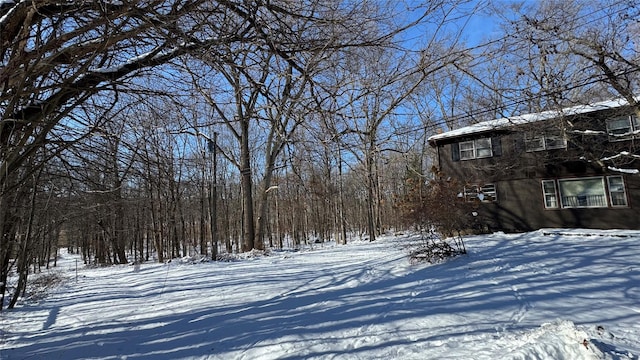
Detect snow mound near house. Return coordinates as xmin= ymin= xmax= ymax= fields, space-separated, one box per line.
xmin=499 ymin=320 xmax=599 ymax=359
xmin=499 ymin=320 xmax=635 ymax=360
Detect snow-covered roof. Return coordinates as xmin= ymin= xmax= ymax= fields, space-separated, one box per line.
xmin=428 ymin=98 xmax=633 ymax=143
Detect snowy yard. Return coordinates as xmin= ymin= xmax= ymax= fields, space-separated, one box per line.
xmin=1 ymin=230 xmax=639 ymax=359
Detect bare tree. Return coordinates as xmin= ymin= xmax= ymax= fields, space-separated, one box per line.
xmin=486 ymin=0 xmax=640 ymax=171
xmin=0 ymin=0 xmax=421 ymax=307
xmin=0 ymin=0 xmax=226 ymax=310
xmin=328 ymin=42 xmax=465 ymax=241
xmin=184 ymin=0 xmax=434 ymax=251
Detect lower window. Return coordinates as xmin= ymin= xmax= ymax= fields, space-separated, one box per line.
xmin=463 ymin=184 xmax=497 ymax=202
xmin=541 ymin=176 xmax=628 ymax=209
xmin=607 ymin=176 xmax=628 ymax=206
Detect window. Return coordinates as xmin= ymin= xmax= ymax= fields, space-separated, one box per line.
xmin=463 ymin=184 xmax=497 ymax=202
xmin=475 ymin=138 xmax=493 ymax=158
xmin=458 ymin=138 xmax=493 ymax=160
xmin=459 ymin=141 xmax=475 ymax=160
xmin=607 ymin=176 xmax=628 ymax=206
xmin=559 ymin=178 xmax=607 ymax=208
xmin=606 ymin=115 xmax=640 ymax=141
xmin=525 ymin=129 xmax=567 ymax=152
xmin=525 ymin=133 xmax=545 ymax=152
xmin=541 ymin=176 xmax=628 ymax=209
xmin=542 ymin=180 xmax=558 ymax=209
xmin=545 ymin=130 xmax=567 ymax=149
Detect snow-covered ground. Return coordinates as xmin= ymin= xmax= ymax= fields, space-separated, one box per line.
xmin=1 ymin=229 xmax=639 ymax=359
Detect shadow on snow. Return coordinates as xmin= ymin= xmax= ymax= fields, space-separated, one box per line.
xmin=2 ymin=233 xmax=639 ymax=359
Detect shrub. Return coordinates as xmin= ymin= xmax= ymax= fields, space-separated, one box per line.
xmin=24 ymin=272 xmax=64 ymax=303
xmin=408 ymin=228 xmax=466 ymax=264
xmin=397 ymin=167 xmax=478 ymax=257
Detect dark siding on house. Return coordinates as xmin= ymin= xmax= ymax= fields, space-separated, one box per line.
xmin=476 ymin=176 xmax=640 ymax=232
xmin=432 ymin=106 xmax=640 ymax=231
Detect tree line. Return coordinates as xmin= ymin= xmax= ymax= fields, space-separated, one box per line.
xmin=2 ymin=0 xmax=640 ymax=309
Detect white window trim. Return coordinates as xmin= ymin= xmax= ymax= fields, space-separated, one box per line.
xmin=459 ymin=138 xmax=493 ymax=160
xmin=464 ymin=184 xmax=497 ymax=202
xmin=542 ymin=180 xmax=558 ymax=209
xmin=607 ymin=176 xmax=628 ymax=207
xmin=525 ymin=133 xmax=545 ymax=152
xmin=525 ymin=130 xmax=567 ymax=152
xmin=541 ymin=176 xmax=628 ymax=209
xmin=606 ymin=115 xmax=640 ymax=141
xmin=459 ymin=140 xmax=476 ymax=160
xmin=559 ymin=177 xmax=607 ymax=208
xmin=475 ymin=138 xmax=493 ymax=159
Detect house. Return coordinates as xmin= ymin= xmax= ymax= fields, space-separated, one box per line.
xmin=428 ymin=98 xmax=640 ymax=232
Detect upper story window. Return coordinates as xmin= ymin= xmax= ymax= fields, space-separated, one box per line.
xmin=454 ymin=137 xmax=500 ymax=161
xmin=459 ymin=140 xmax=475 ymax=159
xmin=525 ymin=129 xmax=567 ymax=152
xmin=459 ymin=139 xmax=492 ymax=159
xmin=606 ymin=115 xmax=639 ymax=141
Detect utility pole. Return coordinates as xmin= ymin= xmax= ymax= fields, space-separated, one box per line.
xmin=208 ymin=133 xmax=218 ymax=260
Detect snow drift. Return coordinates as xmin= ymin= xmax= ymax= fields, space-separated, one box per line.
xmin=1 ymin=229 xmax=639 ymax=359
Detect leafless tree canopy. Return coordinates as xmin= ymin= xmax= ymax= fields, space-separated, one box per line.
xmin=2 ymin=0 xmax=475 ymax=309
xmin=3 ymin=0 xmax=640 ymax=310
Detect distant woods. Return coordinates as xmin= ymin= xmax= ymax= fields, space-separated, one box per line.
xmin=2 ymin=0 xmax=640 ymax=310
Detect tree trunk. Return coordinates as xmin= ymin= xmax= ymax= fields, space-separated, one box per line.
xmin=366 ymin=145 xmax=377 ymax=242
xmin=200 ymin=179 xmax=207 ymax=256
xmin=240 ymin=117 xmax=256 ymax=252
xmin=0 ymin=192 xmax=11 ymax=311
xmin=210 ymin=132 xmax=218 ymax=260
xmin=8 ymin=174 xmax=38 ymax=309
xmin=255 ymin=159 xmax=276 ymax=252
